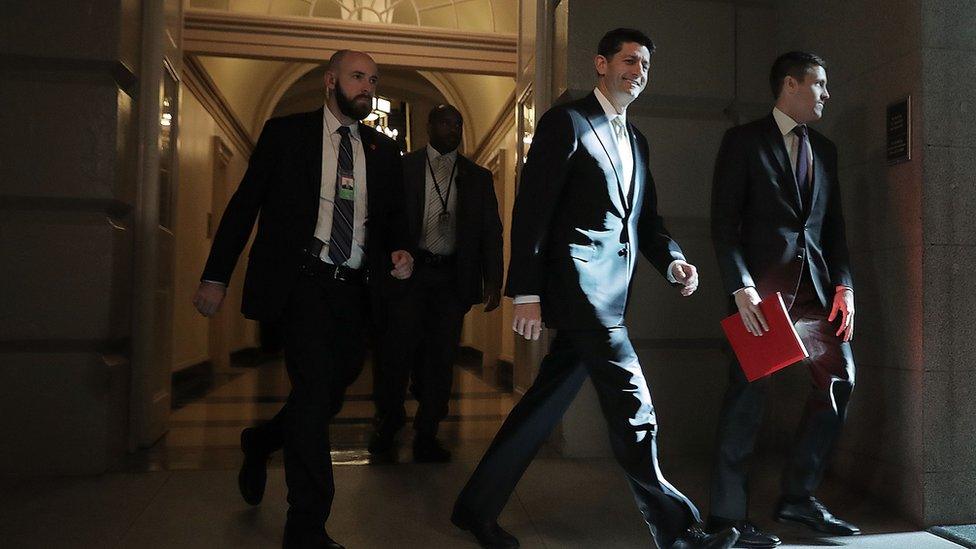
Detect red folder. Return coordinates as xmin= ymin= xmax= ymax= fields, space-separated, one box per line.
xmin=720 ymin=292 xmax=809 ymax=382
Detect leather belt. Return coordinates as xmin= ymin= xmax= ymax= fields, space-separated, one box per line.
xmin=299 ymin=259 xmax=364 ymax=284
xmin=301 ymin=241 xmax=364 ymax=285
xmin=416 ymin=249 xmax=456 ymax=266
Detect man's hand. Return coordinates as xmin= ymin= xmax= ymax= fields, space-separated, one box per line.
xmin=484 ymin=288 xmax=501 ymax=312
xmin=670 ymin=260 xmax=699 ymax=297
xmin=513 ymin=302 xmax=543 ymax=341
xmin=734 ymin=287 xmax=768 ymax=337
xmin=390 ymin=250 xmax=414 ymax=279
xmin=193 ymin=281 xmax=227 ymax=317
xmin=828 ymin=288 xmax=855 ymax=342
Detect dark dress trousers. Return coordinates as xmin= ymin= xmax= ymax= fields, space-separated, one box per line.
xmin=201 ymin=108 xmax=406 ymax=532
xmin=454 ymin=92 xmax=701 ymax=548
xmin=372 ymin=149 xmax=503 ymax=437
xmin=709 ymin=114 xmax=856 ymax=520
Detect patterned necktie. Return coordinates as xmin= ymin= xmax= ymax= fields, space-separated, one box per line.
xmin=793 ymin=124 xmax=811 ymax=207
xmin=611 ymin=116 xmax=626 ymax=143
xmin=327 ymin=126 xmax=355 ymax=265
xmin=424 ymin=154 xmax=454 ymax=253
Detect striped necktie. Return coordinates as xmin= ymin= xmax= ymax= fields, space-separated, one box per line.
xmin=424 ymin=154 xmax=454 ymax=253
xmin=327 ymin=126 xmax=355 ymax=265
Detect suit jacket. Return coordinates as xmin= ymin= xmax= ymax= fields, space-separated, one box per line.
xmin=201 ymin=108 xmax=407 ymax=322
xmin=505 ymin=92 xmax=685 ymax=330
xmin=710 ymin=114 xmax=853 ymax=308
xmin=402 ymin=149 xmax=503 ymax=307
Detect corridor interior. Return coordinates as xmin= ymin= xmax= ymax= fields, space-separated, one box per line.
xmin=0 ymin=351 xmax=965 ymax=548
xmin=141 ymin=350 xmax=522 ymax=471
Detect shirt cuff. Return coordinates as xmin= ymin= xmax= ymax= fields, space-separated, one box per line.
xmin=732 ymin=286 xmax=754 ymax=296
xmin=202 ymin=279 xmax=227 ymax=287
xmin=666 ymin=260 xmax=681 ymax=283
xmin=835 ymin=285 xmax=853 ymax=293
xmin=513 ymin=294 xmax=541 ymax=305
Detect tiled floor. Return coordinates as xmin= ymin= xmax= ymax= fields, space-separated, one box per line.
xmin=136 ymin=354 xmax=520 ymax=471
xmin=0 ymin=357 xmax=962 ymax=548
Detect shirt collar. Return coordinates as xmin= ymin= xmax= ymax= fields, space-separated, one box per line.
xmin=324 ymin=104 xmax=361 ymax=141
xmin=594 ymin=87 xmax=627 ymax=126
xmin=772 ymin=107 xmax=800 ymax=137
xmin=426 ymin=143 xmax=458 ymax=163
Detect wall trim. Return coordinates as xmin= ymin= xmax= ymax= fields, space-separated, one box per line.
xmin=0 ymin=54 xmax=138 ymax=97
xmin=0 ymin=196 xmax=132 ymax=218
xmin=473 ymin=89 xmax=516 ymax=166
xmin=184 ymin=9 xmax=516 ymax=76
xmin=182 ymin=54 xmax=255 ymax=156
xmin=172 ymin=354 xmax=211 ymax=372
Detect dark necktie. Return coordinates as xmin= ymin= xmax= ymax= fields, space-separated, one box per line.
xmin=327 ymin=126 xmax=355 ymax=265
xmin=793 ymin=124 xmax=810 ymax=207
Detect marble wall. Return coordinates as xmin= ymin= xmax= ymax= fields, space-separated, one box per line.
xmin=0 ymin=0 xmax=144 ymax=473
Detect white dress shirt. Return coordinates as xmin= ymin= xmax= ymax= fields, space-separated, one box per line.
xmin=593 ymin=86 xmax=633 ymax=198
xmin=315 ymin=105 xmax=369 ymax=268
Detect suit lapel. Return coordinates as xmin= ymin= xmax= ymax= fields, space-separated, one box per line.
xmin=760 ymin=114 xmax=803 ymax=217
xmin=358 ymin=122 xmax=380 ymax=211
xmin=455 ymin=156 xmax=471 ymax=241
xmin=306 ymin=108 xmax=325 ymax=203
xmin=809 ymin=134 xmax=826 ymax=218
xmin=626 ymin=123 xmax=641 ymax=210
xmin=358 ymin=121 xmax=373 ymax=171
xmin=408 ymin=151 xmax=426 ymax=239
xmin=582 ymin=93 xmax=627 ymax=215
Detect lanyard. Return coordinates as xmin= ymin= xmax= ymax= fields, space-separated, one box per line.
xmin=425 ymin=151 xmax=457 ymax=214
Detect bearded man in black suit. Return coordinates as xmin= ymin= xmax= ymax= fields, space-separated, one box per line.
xmin=193 ymin=50 xmax=413 ymax=549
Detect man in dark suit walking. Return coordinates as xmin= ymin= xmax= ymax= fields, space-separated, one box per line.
xmin=451 ymin=28 xmax=739 ymax=549
xmin=369 ymin=104 xmax=504 ymax=463
xmin=192 ymin=50 xmax=413 ymax=549
xmin=707 ymin=51 xmax=858 ymax=547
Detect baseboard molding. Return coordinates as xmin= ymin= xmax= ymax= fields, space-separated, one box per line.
xmin=457 ymin=346 xmax=514 ymax=394
xmin=172 ymin=354 xmax=210 ymax=373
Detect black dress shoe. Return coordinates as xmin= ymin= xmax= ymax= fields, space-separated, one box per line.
xmin=282 ymin=526 xmax=345 ymax=549
xmin=707 ymin=518 xmax=780 ymax=548
xmin=451 ymin=506 xmax=519 ymax=548
xmin=774 ymin=496 xmax=860 ymax=536
xmin=367 ymin=430 xmax=397 ymax=463
xmin=671 ymin=524 xmax=740 ymax=549
xmin=238 ymin=427 xmax=269 ymax=505
xmin=413 ymin=435 xmax=452 ymax=463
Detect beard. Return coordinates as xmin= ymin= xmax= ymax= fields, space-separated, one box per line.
xmin=335 ymin=85 xmax=372 ymax=120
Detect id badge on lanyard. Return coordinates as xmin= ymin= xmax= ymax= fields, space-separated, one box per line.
xmin=437 ymin=210 xmax=451 ymax=232
xmin=338 ymin=168 xmax=355 ymax=201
